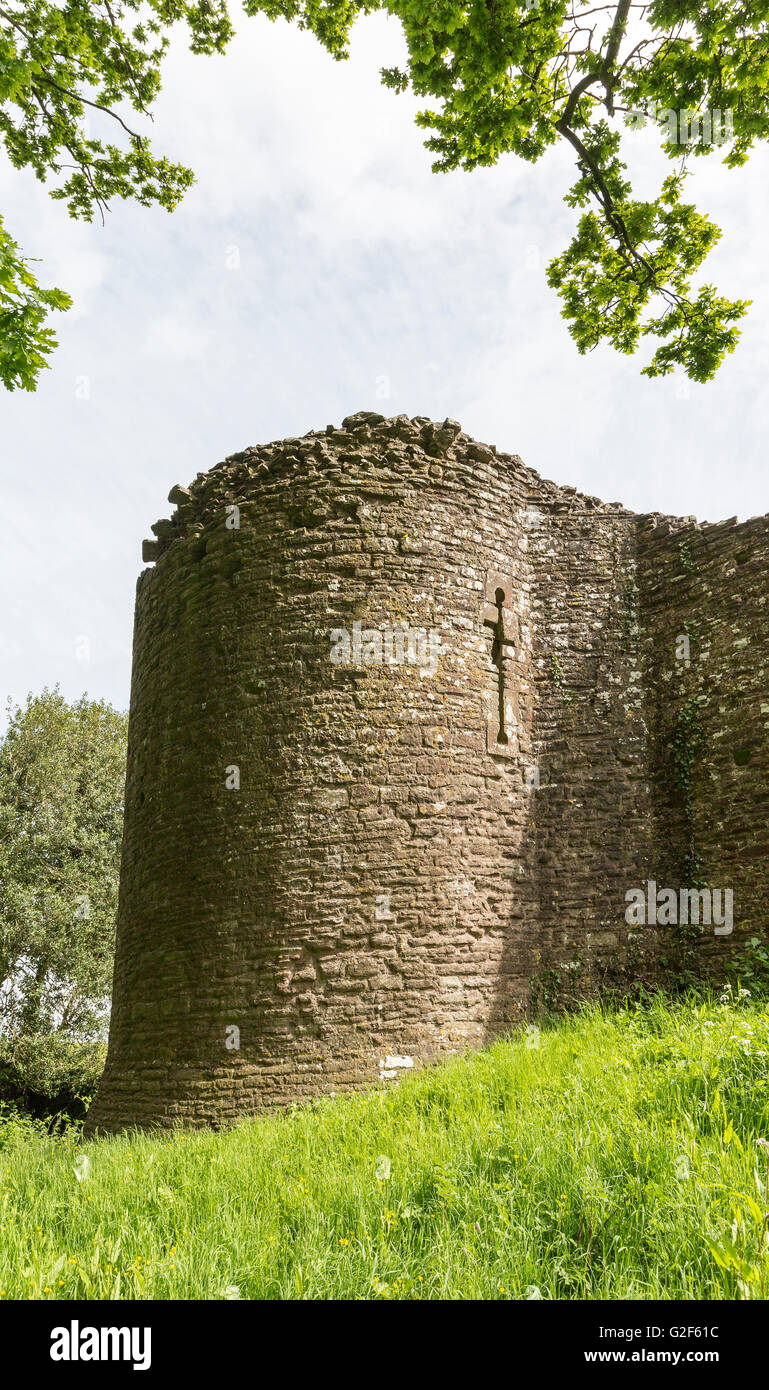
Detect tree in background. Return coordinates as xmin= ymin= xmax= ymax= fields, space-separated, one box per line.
xmin=0 ymin=688 xmax=127 ymax=1114
xmin=1 ymin=1 xmax=765 ymax=388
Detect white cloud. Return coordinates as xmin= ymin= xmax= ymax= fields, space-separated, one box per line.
xmin=145 ymin=315 xmax=209 ymax=361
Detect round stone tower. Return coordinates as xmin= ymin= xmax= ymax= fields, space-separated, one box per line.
xmin=85 ymin=410 xmax=762 ymax=1135
xmin=84 ymin=412 xmax=539 ymax=1133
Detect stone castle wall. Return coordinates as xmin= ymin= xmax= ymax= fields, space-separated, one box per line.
xmin=84 ymin=413 xmax=767 ymax=1134
xmin=637 ymin=510 xmax=769 ymax=965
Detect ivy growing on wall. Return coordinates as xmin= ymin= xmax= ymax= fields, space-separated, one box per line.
xmin=678 ymin=535 xmax=699 ymax=577
xmin=550 ymin=653 xmax=573 ymax=704
xmin=666 ymin=693 xmax=709 ymax=984
xmin=672 ymin=694 xmax=707 ymax=890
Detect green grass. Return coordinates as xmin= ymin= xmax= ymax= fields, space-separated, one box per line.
xmin=2 ymin=990 xmax=769 ymax=1300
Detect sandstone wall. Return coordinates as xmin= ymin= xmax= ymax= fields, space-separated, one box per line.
xmin=525 ymin=494 xmax=657 ymax=996
xmin=637 ymin=510 xmax=769 ymax=961
xmin=84 ymin=414 xmax=765 ymax=1134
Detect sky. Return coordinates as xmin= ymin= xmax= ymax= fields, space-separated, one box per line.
xmin=1 ymin=6 xmax=769 ymax=727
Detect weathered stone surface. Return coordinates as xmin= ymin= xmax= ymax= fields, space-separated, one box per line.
xmin=84 ymin=414 xmax=767 ymax=1135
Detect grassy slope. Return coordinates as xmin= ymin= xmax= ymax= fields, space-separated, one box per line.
xmin=1 ymin=993 xmax=768 ymax=1300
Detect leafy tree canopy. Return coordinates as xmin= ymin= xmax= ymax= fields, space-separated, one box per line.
xmin=0 ymin=0 xmax=764 ymax=385
xmin=0 ymin=688 xmax=127 ymax=1041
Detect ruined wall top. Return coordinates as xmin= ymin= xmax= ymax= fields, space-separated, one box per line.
xmin=140 ymin=412 xmax=641 ymax=567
